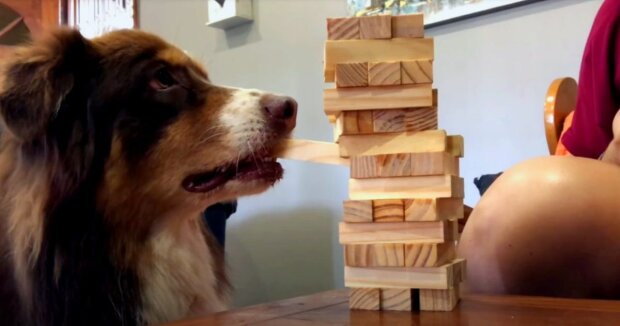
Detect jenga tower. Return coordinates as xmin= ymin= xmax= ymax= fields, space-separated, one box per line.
xmin=324 ymin=14 xmax=466 ymax=311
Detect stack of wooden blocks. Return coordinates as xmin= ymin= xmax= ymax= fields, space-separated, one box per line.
xmin=324 ymin=13 xmax=466 ymax=312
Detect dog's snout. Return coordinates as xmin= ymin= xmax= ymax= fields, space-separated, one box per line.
xmin=262 ymin=95 xmax=297 ymax=131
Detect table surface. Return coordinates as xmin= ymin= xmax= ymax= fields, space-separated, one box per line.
xmin=166 ymin=289 xmax=620 ymax=325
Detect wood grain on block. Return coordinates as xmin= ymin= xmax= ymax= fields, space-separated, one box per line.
xmin=339 ymin=130 xmax=447 ymax=158
xmin=341 ymin=111 xmax=374 ymax=134
xmin=348 ymin=175 xmax=464 ymax=200
xmin=338 ymin=221 xmax=448 ymax=245
xmin=343 ymin=200 xmax=373 ymax=223
xmin=455 ymin=258 xmax=467 ymax=283
xmin=404 ymin=198 xmax=464 ymax=221
xmin=447 ymin=135 xmax=464 ymax=158
xmin=368 ymin=62 xmax=401 ymax=86
xmin=405 ymin=242 xmax=456 ymax=268
xmin=410 ymin=152 xmax=459 ymax=176
xmin=373 ymin=199 xmax=405 ymax=222
xmin=335 ymin=62 xmax=368 ymax=88
xmin=359 ymin=15 xmax=391 ymax=39
xmin=345 ymin=259 xmax=463 ymax=289
xmin=444 ymin=220 xmax=459 ymax=242
xmin=452 ymin=177 xmax=465 ymax=201
xmin=324 ymin=38 xmax=434 ymax=82
xmin=333 ymin=113 xmax=343 ymax=142
xmin=391 ymin=14 xmax=424 ymax=38
xmin=419 ymin=285 xmax=460 ymax=311
xmin=344 ymin=244 xmax=405 ymax=267
xmin=350 ymin=154 xmax=411 ymax=178
xmin=275 ymin=139 xmax=349 ymax=166
xmin=381 ymin=289 xmax=414 ymax=311
xmin=349 ymin=288 xmax=380 ymax=310
xmin=401 ymin=60 xmax=433 ymax=84
xmin=327 ymin=17 xmax=360 ymax=40
xmin=372 ymin=107 xmax=438 ymax=133
xmin=324 ymin=84 xmax=433 ymax=115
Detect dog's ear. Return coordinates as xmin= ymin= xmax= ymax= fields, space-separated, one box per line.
xmin=0 ymin=29 xmax=98 ymax=142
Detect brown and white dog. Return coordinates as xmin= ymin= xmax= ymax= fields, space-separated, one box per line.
xmin=0 ymin=29 xmax=296 ymax=325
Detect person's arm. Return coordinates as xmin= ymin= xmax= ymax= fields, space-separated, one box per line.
xmin=601 ymin=109 xmax=620 ymax=165
xmin=561 ymin=0 xmax=620 ymax=158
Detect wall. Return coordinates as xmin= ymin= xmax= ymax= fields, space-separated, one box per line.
xmin=139 ymin=0 xmax=603 ymax=307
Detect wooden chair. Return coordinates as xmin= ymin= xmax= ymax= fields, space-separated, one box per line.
xmin=544 ymin=77 xmax=578 ymax=154
xmin=0 ymin=0 xmax=138 ymax=58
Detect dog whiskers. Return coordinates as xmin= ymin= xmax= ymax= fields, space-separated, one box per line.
xmin=196 ymin=131 xmax=226 ymax=146
xmin=246 ymin=141 xmax=259 ymax=167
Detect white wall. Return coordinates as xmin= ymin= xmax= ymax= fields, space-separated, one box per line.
xmin=139 ymin=0 xmax=603 ymax=307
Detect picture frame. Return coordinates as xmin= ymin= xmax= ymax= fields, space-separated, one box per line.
xmin=419 ymin=0 xmax=546 ymax=28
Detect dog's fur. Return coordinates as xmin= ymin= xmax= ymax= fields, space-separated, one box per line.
xmin=0 ymin=29 xmax=295 ymax=325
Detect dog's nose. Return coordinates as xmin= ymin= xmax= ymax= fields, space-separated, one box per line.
xmin=262 ymin=95 xmax=297 ymax=132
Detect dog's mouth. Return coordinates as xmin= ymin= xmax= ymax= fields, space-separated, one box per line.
xmin=182 ymin=153 xmax=283 ymax=193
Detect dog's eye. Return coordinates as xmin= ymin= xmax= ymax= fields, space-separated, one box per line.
xmin=151 ymin=68 xmax=177 ymax=90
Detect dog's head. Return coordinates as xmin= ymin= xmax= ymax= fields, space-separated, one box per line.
xmin=0 ymin=29 xmax=297 ymax=224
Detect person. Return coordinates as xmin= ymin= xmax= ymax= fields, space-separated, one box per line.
xmin=560 ymin=0 xmax=620 ymax=162
xmin=459 ymin=0 xmax=620 ymax=299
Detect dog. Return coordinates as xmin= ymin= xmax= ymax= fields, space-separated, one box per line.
xmin=0 ymin=28 xmax=297 ymax=325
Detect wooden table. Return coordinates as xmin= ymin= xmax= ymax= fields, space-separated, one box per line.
xmin=168 ymin=289 xmax=620 ymax=325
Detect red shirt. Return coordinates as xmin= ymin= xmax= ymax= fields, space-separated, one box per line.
xmin=561 ymin=0 xmax=620 ymax=158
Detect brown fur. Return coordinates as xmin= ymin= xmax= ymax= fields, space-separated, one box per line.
xmin=0 ymin=28 xmax=295 ymax=326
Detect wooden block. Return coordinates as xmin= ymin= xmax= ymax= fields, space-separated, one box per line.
xmin=351 ymin=154 xmax=411 ymax=178
xmin=339 ymin=130 xmax=447 ymax=158
xmin=359 ymin=15 xmax=391 ymax=39
xmin=327 ymin=114 xmax=338 ymax=123
xmin=372 ymin=107 xmax=438 ymax=133
xmin=405 ymin=242 xmax=456 ymax=268
xmin=373 ymin=199 xmax=404 ymax=222
xmin=452 ymin=177 xmax=464 ymax=201
xmin=401 ymin=60 xmax=433 ymax=84
xmin=338 ymin=221 xmax=452 ymax=245
xmin=275 ymin=139 xmax=349 ymax=166
xmin=333 ymin=113 xmax=344 ymax=142
xmin=444 ymin=220 xmax=459 ymax=243
xmin=410 ymin=152 xmax=459 ymax=176
xmin=344 ymin=244 xmax=405 ymax=267
xmin=419 ymin=285 xmax=460 ymax=311
xmin=368 ymin=62 xmax=401 ymax=86
xmin=349 ymin=199 xmax=464 ymax=222
xmin=343 ymin=200 xmax=373 ymax=223
xmin=324 ymin=84 xmax=433 ymax=115
xmin=345 ymin=259 xmax=465 ymax=289
xmin=335 ymin=62 xmax=368 ymax=88
xmin=454 ymin=258 xmax=467 ymax=283
xmin=404 ymin=198 xmax=464 ymax=221
xmin=391 ymin=14 xmax=424 ymax=38
xmin=349 ymin=288 xmax=380 ymax=310
xmin=334 ymin=110 xmax=380 ymax=141
xmin=327 ymin=17 xmax=360 ymax=40
xmin=324 ymin=38 xmax=434 ymax=82
xmin=349 ymin=175 xmax=464 ymax=200
xmin=447 ymin=135 xmax=464 ymax=158
xmin=381 ymin=289 xmax=414 ymax=311
xmin=340 ymin=111 xmax=374 ymax=134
